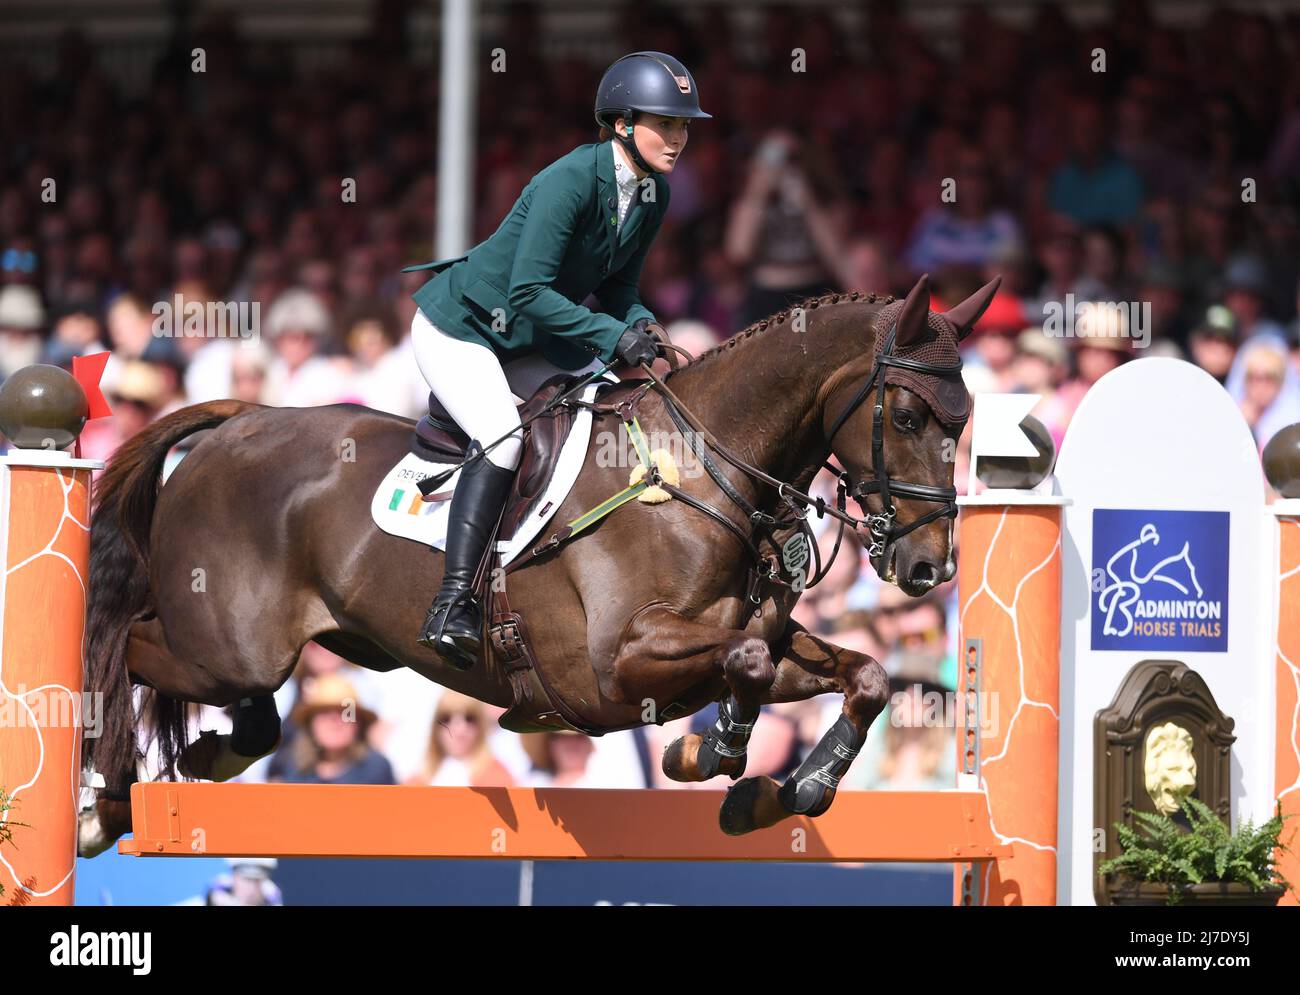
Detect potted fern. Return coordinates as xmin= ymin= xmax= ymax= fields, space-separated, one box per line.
xmin=1099 ymin=797 xmax=1293 ymax=906
xmin=0 ymin=789 xmax=20 ymax=900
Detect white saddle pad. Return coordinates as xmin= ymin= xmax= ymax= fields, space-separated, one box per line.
xmin=370 ymin=377 xmax=613 ymax=568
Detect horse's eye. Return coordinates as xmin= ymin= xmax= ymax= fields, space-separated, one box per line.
xmin=893 ymin=410 xmax=921 ymax=433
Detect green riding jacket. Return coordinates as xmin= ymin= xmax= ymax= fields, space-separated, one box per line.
xmin=404 ymin=141 xmax=668 ymax=371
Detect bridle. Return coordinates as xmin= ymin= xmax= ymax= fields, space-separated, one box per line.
xmin=595 ymin=316 xmax=968 ymax=608
xmin=823 ymin=321 xmax=966 ymax=559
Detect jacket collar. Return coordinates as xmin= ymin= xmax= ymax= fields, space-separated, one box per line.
xmin=596 ymin=138 xmax=615 ymax=192
xmin=596 ymin=141 xmax=651 ymax=252
xmin=595 ymin=142 xmax=618 ymax=264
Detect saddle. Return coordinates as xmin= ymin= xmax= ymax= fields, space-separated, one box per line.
xmin=411 ymin=373 xmax=577 ymax=541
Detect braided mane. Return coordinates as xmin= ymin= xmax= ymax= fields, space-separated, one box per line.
xmin=662 ymin=289 xmax=896 ymax=379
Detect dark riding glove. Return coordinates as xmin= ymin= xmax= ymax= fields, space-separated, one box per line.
xmin=615 ymin=319 xmax=660 ymax=367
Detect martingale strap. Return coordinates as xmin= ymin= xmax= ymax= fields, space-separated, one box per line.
xmin=504 ymin=396 xmax=796 ymax=600
xmin=507 ymin=381 xmax=842 ymax=604
xmin=503 ymin=411 xmax=657 ymax=572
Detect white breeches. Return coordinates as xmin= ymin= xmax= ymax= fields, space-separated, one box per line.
xmin=410 ymin=309 xmax=603 ymax=469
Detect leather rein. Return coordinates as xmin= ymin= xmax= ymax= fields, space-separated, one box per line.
xmin=559 ymin=319 xmax=966 ymax=613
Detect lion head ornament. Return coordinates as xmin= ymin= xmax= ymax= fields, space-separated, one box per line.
xmin=1143 ymin=722 xmax=1197 ymax=815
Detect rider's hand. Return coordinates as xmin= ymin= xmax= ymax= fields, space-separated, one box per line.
xmin=615 ymin=319 xmax=660 ymax=367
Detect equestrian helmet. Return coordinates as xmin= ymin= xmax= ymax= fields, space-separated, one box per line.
xmin=593 ymin=51 xmax=712 ymax=133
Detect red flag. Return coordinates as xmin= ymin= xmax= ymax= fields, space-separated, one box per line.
xmin=72 ymin=351 xmax=112 ymax=420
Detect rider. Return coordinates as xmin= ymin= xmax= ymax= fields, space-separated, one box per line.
xmin=406 ymin=52 xmax=710 ymax=670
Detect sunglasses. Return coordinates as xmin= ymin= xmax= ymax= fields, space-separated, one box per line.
xmin=438 ymin=711 xmax=479 ymax=725
xmin=899 ymin=626 xmax=946 ymax=644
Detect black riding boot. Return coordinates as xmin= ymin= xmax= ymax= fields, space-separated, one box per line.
xmin=417 ymin=441 xmax=515 ymax=670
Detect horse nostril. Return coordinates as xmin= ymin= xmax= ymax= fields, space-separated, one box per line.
xmin=909 ymin=561 xmax=939 ymax=587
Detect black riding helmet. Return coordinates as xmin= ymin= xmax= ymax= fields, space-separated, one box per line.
xmin=594 ymin=51 xmax=711 ymax=174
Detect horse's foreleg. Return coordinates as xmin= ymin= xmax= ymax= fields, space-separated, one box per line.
xmin=610 ymin=608 xmax=775 ymax=783
xmin=663 ymin=633 xmax=777 ymax=782
xmin=719 ymin=624 xmax=888 ymax=835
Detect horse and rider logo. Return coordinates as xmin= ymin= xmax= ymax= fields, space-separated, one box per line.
xmin=1090 ymin=509 xmax=1230 ymax=652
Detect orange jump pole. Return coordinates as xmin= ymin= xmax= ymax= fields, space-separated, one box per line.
xmin=0 ymin=450 xmax=102 ymax=905
xmin=118 ymin=782 xmax=1011 ymax=863
xmin=0 ymin=359 xmax=107 ymax=907
xmin=954 ymin=495 xmax=1066 ymax=906
xmin=1272 ymin=500 xmax=1300 ymax=907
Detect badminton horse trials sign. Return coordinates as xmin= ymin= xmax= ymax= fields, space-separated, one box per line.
xmin=1053 ymin=357 xmax=1274 ymax=905
xmin=1090 ymin=508 xmax=1230 ymax=652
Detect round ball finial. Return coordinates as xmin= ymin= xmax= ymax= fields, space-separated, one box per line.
xmin=975 ymin=414 xmax=1056 ymax=490
xmin=0 ymin=364 xmax=91 ymax=451
xmin=1263 ymin=423 xmax=1300 ymax=498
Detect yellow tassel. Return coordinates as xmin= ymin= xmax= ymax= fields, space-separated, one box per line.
xmin=630 ymin=448 xmax=679 ymax=503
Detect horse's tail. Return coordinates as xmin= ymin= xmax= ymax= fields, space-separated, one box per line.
xmin=84 ymin=400 xmax=257 ymax=790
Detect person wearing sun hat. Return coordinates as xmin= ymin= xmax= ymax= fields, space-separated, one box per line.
xmin=278 ymin=673 xmax=395 ymax=785
xmin=0 ymin=284 xmax=46 ymax=381
xmin=1227 ymin=335 xmax=1300 ymax=452
xmin=1048 ymin=301 xmax=1133 ymax=424
xmin=1009 ymin=326 xmax=1071 ymax=451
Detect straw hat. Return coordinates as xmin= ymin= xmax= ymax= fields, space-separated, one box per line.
xmin=1072 ymin=301 xmax=1132 ymax=352
xmin=290 ymin=673 xmax=377 ymax=728
xmin=109 ymin=360 xmax=168 ymax=406
xmin=266 ymin=288 xmax=330 ymax=339
xmin=0 ymin=285 xmax=45 ymax=331
xmin=1016 ymin=327 xmax=1068 ymax=366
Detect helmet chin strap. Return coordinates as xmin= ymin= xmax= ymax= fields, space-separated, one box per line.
xmin=615 ymin=117 xmax=660 ymax=175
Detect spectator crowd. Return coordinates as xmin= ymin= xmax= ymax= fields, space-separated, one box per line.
xmin=4 ymin=0 xmax=1300 ymax=796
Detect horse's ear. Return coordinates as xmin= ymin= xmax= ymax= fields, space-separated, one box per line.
xmin=944 ymin=276 xmax=1002 ymax=341
xmin=895 ymin=273 xmax=930 ymax=349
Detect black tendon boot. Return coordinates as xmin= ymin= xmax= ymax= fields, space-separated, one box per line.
xmin=417 ymin=441 xmax=516 ymax=669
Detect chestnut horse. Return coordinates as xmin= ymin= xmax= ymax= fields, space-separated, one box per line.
xmin=78 ymin=274 xmax=996 ymax=855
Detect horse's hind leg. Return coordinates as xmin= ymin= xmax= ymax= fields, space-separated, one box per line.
xmin=124 ymin=617 xmax=284 ymax=781
xmin=718 ymin=624 xmax=887 ymax=836
xmin=176 ymin=695 xmax=282 ymax=780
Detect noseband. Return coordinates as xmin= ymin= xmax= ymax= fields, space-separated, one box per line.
xmin=824 ymin=322 xmax=966 ymax=558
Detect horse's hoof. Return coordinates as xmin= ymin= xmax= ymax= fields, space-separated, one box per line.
xmin=664 ymin=733 xmax=746 ymax=782
xmin=718 ymin=776 xmax=786 ymax=836
xmin=78 ymin=796 xmax=133 ymax=858
xmin=178 ymin=731 xmax=276 ymax=781
xmin=661 ymin=734 xmax=700 ymax=782
xmin=177 ymin=729 xmax=224 ymax=779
